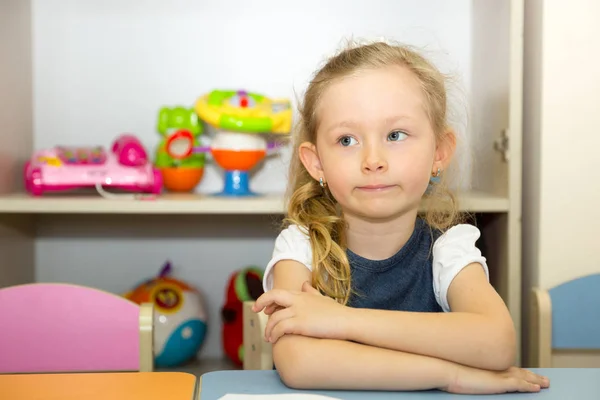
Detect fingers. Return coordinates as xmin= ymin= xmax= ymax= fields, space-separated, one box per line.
xmin=505 ymin=367 xmax=549 ymax=389
xmin=263 ymin=304 xmax=284 ymax=316
xmin=541 ymin=375 xmax=550 ymax=388
xmin=501 ymin=367 xmax=548 ymax=393
xmin=522 ymin=369 xmax=550 ymax=388
xmin=252 ymin=289 xmax=294 ymax=312
xmin=264 ymin=307 xmax=295 ymax=342
xmin=507 ymin=377 xmax=540 ymax=393
xmin=270 ymin=316 xmax=299 ymax=343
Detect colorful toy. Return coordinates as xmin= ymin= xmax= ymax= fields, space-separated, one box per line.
xmin=194 ymin=89 xmax=292 ymax=134
xmin=24 ymin=134 xmax=162 ymax=197
xmin=165 ymin=130 xmax=283 ymax=196
xmin=155 ymin=106 xmax=205 ymax=192
xmin=124 ymin=261 xmax=207 ymax=368
xmin=221 ymin=266 xmax=264 ymax=366
xmin=162 ymin=89 xmax=291 ymax=196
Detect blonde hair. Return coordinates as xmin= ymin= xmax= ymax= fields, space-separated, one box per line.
xmin=284 ymin=41 xmax=464 ymax=304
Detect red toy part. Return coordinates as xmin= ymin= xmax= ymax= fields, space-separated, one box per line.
xmin=221 ymin=266 xmax=264 ymax=366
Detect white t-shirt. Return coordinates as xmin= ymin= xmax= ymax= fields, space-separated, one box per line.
xmin=262 ymin=222 xmax=489 ymax=312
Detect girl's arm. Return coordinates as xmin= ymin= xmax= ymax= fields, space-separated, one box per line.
xmin=259 ymin=261 xmax=515 ymax=371
xmin=274 ymin=334 xmax=453 ymax=391
xmin=267 ymin=261 xmax=544 ymax=393
xmin=339 ymin=224 xmax=515 ymax=370
xmin=268 ymin=260 xmax=451 ymax=390
xmin=344 ymin=263 xmax=516 ymax=371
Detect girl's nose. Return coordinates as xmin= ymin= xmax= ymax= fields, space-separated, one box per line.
xmin=362 ymin=148 xmax=388 ymax=173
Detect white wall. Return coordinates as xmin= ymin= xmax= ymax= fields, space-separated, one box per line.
xmin=524 ymin=0 xmax=600 ymax=293
xmin=32 ymin=0 xmax=473 ymax=359
xmin=537 ymin=0 xmax=600 ymax=288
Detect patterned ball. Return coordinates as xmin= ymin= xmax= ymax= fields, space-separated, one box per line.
xmin=125 ymin=276 xmax=207 ymax=367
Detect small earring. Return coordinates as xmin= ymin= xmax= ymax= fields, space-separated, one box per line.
xmin=426 ymin=168 xmax=441 ymax=194
xmin=319 ymin=177 xmax=326 ymax=188
xmin=430 ymin=168 xmax=442 ymax=185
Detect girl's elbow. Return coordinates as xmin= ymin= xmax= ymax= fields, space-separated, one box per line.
xmin=273 ymin=336 xmax=312 ymax=389
xmin=276 ymin=356 xmax=308 ymax=390
xmin=277 ymin=364 xmax=305 ymax=389
xmin=489 ymin=323 xmax=517 ymax=370
xmin=489 ymin=345 xmax=516 ymax=371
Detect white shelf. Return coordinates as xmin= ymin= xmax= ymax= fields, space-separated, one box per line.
xmin=0 ymin=193 xmax=285 ymax=214
xmin=0 ymin=190 xmax=509 ymax=214
xmin=455 ymin=190 xmax=510 ymax=212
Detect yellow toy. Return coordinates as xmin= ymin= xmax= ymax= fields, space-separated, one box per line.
xmin=166 ymin=89 xmax=292 ymax=197
xmin=194 ymin=89 xmax=292 ymax=134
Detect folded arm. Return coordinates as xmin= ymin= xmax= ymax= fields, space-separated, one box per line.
xmin=267 ymin=260 xmax=455 ymax=391
xmin=274 ymin=334 xmax=455 ymax=391
xmin=344 ymin=263 xmax=517 ymax=371
xmin=261 ymin=224 xmax=516 ymax=371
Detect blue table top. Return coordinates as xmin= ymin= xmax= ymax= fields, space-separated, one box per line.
xmin=199 ymin=368 xmax=600 ymax=399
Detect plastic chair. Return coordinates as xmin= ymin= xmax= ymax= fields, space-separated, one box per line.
xmin=0 ymin=282 xmax=154 ymax=373
xmin=530 ymin=273 xmax=600 ymax=367
xmin=242 ymin=301 xmax=273 ymax=370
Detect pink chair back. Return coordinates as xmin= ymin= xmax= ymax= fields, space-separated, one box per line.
xmin=0 ymin=283 xmax=145 ymax=373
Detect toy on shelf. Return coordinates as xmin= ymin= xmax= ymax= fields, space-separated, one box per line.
xmin=24 ymin=134 xmax=162 ymax=197
xmin=221 ymin=266 xmax=264 ymax=366
xmin=124 ymin=261 xmax=207 ymax=368
xmin=165 ymin=130 xmax=283 ymax=196
xmin=155 ymin=106 xmax=205 ymax=192
xmin=165 ymin=89 xmax=291 ymax=197
xmin=194 ymin=89 xmax=292 ymax=134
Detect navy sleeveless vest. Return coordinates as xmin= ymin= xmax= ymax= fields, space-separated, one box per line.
xmin=346 ymin=217 xmax=443 ymax=313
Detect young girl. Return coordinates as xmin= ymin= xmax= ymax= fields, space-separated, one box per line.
xmin=252 ymin=40 xmax=549 ymax=394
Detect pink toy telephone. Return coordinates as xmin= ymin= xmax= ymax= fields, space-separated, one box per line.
xmin=24 ymin=134 xmax=162 ymax=198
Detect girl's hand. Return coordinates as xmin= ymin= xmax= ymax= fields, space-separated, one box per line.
xmin=444 ymin=365 xmax=550 ymax=394
xmin=252 ymin=281 xmax=350 ymax=343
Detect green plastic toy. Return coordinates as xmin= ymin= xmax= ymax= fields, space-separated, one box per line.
xmin=155 ymin=106 xmax=205 ymax=168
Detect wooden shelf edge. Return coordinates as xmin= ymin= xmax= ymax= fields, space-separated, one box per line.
xmin=0 ymin=193 xmax=286 ymax=214
xmin=0 ymin=190 xmax=509 ymax=214
xmin=457 ymin=191 xmax=510 ymax=213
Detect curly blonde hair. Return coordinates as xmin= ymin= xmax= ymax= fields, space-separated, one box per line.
xmin=284 ymin=41 xmax=464 ymax=305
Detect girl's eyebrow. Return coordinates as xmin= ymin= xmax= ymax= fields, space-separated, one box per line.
xmin=325 ymin=120 xmax=360 ymax=133
xmin=383 ymin=115 xmax=413 ymax=125
xmin=324 ymin=115 xmax=413 ymax=134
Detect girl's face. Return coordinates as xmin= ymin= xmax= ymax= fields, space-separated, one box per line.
xmin=300 ymin=65 xmax=451 ymax=222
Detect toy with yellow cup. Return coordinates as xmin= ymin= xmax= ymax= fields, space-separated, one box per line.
xmin=165 ymin=89 xmax=292 ymax=196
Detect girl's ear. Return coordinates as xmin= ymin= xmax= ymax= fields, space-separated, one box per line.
xmin=434 ymin=129 xmax=457 ymax=171
xmin=299 ymin=142 xmax=324 ymax=181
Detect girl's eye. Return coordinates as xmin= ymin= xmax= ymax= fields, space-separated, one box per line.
xmin=338 ymin=136 xmax=358 ymax=146
xmin=388 ymin=131 xmax=408 ymax=141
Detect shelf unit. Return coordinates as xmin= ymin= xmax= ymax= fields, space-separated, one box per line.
xmin=0 ymin=190 xmax=509 ymax=214
xmin=0 ymin=0 xmax=526 ymax=372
